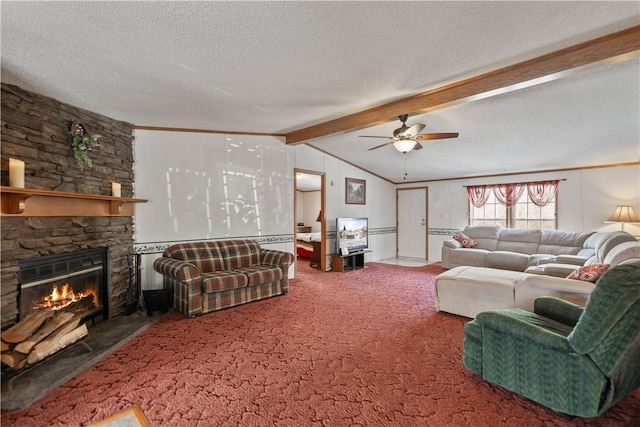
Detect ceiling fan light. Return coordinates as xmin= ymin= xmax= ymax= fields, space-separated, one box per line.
xmin=393 ymin=138 xmax=417 ymax=153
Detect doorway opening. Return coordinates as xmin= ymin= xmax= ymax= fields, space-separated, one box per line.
xmin=294 ymin=169 xmax=326 ymax=272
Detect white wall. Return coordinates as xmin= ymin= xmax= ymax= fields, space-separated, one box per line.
xmin=132 ymin=128 xmax=638 ymax=285
xmin=293 ymin=145 xmax=397 ymax=265
xmin=133 ymin=131 xmax=294 ymax=242
xmin=133 ymin=131 xmax=397 ymax=288
xmin=398 ymin=164 xmax=640 ymax=261
xmin=133 ymin=130 xmax=294 ymax=288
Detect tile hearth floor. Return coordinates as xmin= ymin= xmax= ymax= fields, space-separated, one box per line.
xmin=1 ymin=311 xmax=159 ymax=410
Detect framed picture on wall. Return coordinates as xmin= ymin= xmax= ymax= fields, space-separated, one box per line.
xmin=345 ymin=177 xmax=366 ymax=205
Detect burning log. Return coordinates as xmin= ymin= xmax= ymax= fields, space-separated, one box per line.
xmin=32 ymin=283 xmax=97 ymax=315
xmin=59 ymin=293 xmax=95 ymax=315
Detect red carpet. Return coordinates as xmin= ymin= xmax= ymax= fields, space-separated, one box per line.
xmin=2 ymin=262 xmax=639 ymax=426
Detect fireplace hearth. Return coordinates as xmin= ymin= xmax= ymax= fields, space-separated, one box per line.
xmin=1 ymin=312 xmax=156 ymax=410
xmin=1 ymin=249 xmax=157 ymax=410
xmin=18 ymin=248 xmax=108 ymax=326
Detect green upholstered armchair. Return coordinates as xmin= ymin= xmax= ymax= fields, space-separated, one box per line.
xmin=463 ymin=262 xmax=640 ymax=417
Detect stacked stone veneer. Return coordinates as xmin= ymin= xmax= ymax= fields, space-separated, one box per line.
xmin=1 ymin=83 xmax=136 ymax=329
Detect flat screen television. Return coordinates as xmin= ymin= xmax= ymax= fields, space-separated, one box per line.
xmin=336 ymin=217 xmax=369 ymax=253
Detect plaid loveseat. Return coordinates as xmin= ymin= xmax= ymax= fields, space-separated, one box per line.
xmin=153 ymin=240 xmax=295 ymax=317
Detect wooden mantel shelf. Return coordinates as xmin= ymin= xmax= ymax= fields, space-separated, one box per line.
xmin=1 ymin=186 xmax=148 ymax=217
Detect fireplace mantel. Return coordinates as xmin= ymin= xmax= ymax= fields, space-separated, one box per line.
xmin=0 ymin=186 xmax=147 ymax=216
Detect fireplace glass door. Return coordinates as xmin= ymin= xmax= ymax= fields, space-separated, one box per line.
xmin=18 ymin=248 xmax=108 ymax=324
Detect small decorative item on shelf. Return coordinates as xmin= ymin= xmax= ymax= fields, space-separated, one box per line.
xmin=70 ymin=122 xmax=101 ymax=170
xmin=8 ymin=158 xmax=25 ymax=188
xmin=111 ymin=182 xmax=121 ymax=197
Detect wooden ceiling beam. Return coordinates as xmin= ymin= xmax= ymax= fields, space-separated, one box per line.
xmin=285 ymin=25 xmax=640 ymax=145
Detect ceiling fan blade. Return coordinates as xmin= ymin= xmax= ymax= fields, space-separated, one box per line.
xmin=416 ymin=132 xmax=459 ymax=140
xmin=359 ymin=135 xmax=393 ymax=139
xmin=413 ymin=142 xmax=424 ymax=150
xmin=404 ymin=123 xmax=425 ymax=138
xmin=367 ymin=141 xmax=394 ymax=151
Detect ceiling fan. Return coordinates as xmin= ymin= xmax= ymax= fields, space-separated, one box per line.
xmin=360 ymin=114 xmax=459 ymax=153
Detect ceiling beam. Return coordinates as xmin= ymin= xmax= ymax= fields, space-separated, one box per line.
xmin=285 ymin=25 xmax=640 ymax=145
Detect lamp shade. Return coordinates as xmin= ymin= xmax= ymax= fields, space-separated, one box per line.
xmin=606 ymin=205 xmax=640 ymax=223
xmin=393 ymin=138 xmax=417 ymax=153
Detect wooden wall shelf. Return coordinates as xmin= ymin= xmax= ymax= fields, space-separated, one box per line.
xmin=1 ymin=186 xmax=147 ymax=217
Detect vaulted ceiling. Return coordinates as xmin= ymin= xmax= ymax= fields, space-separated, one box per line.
xmin=2 ymin=2 xmax=639 ymax=183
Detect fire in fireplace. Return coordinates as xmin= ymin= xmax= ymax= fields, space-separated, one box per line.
xmin=29 ymin=274 xmax=98 ymax=314
xmin=18 ymin=248 xmax=108 ymax=325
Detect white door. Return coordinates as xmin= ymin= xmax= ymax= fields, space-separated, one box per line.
xmin=397 ymin=188 xmax=427 ymax=259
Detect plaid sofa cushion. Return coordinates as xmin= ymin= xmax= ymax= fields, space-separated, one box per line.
xmin=202 ymin=282 xmax=282 ymax=313
xmin=164 ymin=241 xmax=225 ymax=272
xmin=222 ymin=240 xmax=261 ymax=269
xmin=234 ymin=265 xmax=283 ymax=286
xmin=202 ymin=270 xmax=248 ymax=292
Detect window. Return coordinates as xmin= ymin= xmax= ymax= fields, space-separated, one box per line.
xmin=470 ymin=191 xmax=506 ymax=227
xmin=468 ymin=181 xmax=558 ymax=229
xmin=512 ymin=190 xmax=556 ymax=229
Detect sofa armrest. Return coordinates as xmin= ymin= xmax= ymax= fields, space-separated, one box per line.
xmin=443 ymin=239 xmax=461 ymax=249
xmin=153 ymin=257 xmax=201 ymax=283
xmin=260 ymin=249 xmax=295 ymax=270
xmin=475 ymin=311 xmax=572 ymax=351
xmin=529 ymin=263 xmax=581 ymax=278
xmin=153 ymin=257 xmax=203 ymax=316
xmin=554 ymin=254 xmax=589 ymax=266
xmin=534 ymin=296 xmax=584 ymax=327
xmin=260 ymin=249 xmax=295 ymax=294
xmin=522 ymin=274 xmax=595 ymax=294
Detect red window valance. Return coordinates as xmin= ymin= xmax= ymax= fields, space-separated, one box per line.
xmin=466 ymin=180 xmax=559 ymax=208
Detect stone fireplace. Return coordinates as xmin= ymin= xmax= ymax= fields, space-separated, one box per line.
xmin=1 ymin=83 xmax=137 ymax=331
xmin=0 ymin=81 xmax=153 ymax=411
xmin=18 ymin=248 xmax=109 ymax=325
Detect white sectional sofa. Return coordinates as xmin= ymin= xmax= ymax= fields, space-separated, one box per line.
xmin=530 ymin=233 xmax=640 ymax=276
xmin=441 ymin=226 xmax=635 ymax=271
xmin=436 ymin=226 xmax=640 ymax=318
xmin=434 ymin=265 xmax=596 ymax=318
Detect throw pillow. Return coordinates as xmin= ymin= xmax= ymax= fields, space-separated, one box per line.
xmin=566 ymin=263 xmax=610 ymax=282
xmin=453 ymin=231 xmax=477 ymax=248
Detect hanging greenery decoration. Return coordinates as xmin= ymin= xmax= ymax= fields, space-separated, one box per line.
xmin=69 ymin=122 xmax=101 ymax=170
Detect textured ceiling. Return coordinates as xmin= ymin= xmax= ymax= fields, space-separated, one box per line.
xmin=2 ymin=1 xmax=639 ymax=183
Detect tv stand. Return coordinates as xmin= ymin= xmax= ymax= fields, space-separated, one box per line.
xmin=331 ymin=250 xmax=370 ymax=273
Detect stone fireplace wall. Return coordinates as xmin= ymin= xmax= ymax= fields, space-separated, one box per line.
xmin=1 ymin=83 xmax=136 ymax=329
